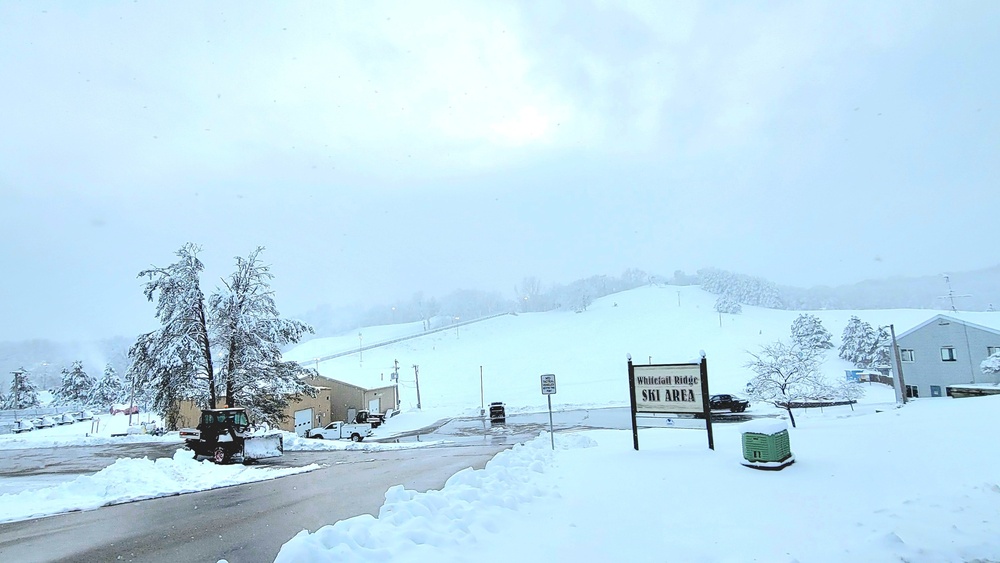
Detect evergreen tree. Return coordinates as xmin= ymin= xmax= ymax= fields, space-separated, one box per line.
xmin=128 ymin=244 xmax=314 ymax=428
xmin=839 ymin=317 xmax=890 ymax=369
xmin=698 ymin=267 xmax=784 ymax=309
xmin=208 ymin=246 xmax=314 ymax=424
xmin=714 ymin=293 xmax=742 ymax=314
xmin=839 ymin=316 xmax=867 ymax=366
xmin=92 ymin=364 xmax=126 ymax=407
xmin=791 ymin=314 xmax=834 ymax=351
xmin=54 ymin=361 xmax=96 ymax=406
xmin=8 ymin=369 xmax=41 ymax=409
xmin=128 ymin=242 xmax=217 ymax=429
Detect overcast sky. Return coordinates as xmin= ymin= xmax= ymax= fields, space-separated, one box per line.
xmin=1 ymin=1 xmax=998 ymax=342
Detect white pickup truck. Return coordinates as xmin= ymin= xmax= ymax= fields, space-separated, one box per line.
xmin=306 ymin=421 xmax=372 ymax=442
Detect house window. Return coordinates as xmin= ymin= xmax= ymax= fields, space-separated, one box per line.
xmin=930 ymin=385 xmax=942 ymax=397
xmin=900 ymin=349 xmax=914 ymax=362
xmin=987 ymin=346 xmax=1000 ymax=357
xmin=940 ymin=347 xmax=957 ymax=361
xmin=905 ymin=385 xmax=919 ymax=398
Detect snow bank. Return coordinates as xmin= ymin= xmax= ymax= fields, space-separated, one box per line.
xmin=274 ymin=433 xmax=597 ymax=563
xmin=281 ymin=431 xmax=448 ymax=451
xmin=0 ymin=449 xmax=320 ymax=524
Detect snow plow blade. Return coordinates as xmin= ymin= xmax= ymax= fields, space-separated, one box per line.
xmin=242 ymin=432 xmax=283 ymax=461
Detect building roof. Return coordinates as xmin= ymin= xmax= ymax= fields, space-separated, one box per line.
xmin=896 ymin=314 xmax=1000 ymax=340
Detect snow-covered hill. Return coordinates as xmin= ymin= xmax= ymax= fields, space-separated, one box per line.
xmin=285 ymin=285 xmax=981 ymax=418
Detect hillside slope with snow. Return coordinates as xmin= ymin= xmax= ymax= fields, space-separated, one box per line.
xmin=285 ymin=285 xmax=979 ymax=417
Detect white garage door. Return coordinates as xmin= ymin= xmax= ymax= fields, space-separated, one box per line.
xmin=294 ymin=408 xmax=313 ymax=437
xmin=368 ymin=398 xmax=381 ymax=414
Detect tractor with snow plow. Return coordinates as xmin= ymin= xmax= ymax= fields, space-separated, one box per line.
xmin=180 ymin=407 xmax=283 ymax=464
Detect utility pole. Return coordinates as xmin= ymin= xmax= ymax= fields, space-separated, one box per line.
xmin=889 ymin=324 xmax=907 ymax=405
xmin=128 ymin=370 xmax=137 ymax=425
xmin=392 ymin=359 xmax=399 ymax=382
xmin=480 ymin=365 xmax=484 ymax=416
xmin=413 ymin=365 xmax=422 ymax=409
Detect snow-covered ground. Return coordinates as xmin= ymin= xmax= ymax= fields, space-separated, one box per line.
xmin=277 ymin=395 xmax=1000 ymax=562
xmin=3 ymin=286 xmax=998 ymax=561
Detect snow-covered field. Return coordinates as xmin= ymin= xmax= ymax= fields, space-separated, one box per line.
xmin=3 ymin=285 xmax=998 ymax=561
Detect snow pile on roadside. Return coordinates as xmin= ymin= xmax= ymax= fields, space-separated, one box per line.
xmin=275 ymin=433 xmax=597 ymax=563
xmin=281 ymin=431 xmax=448 ymax=452
xmin=0 ymin=449 xmax=320 ymax=524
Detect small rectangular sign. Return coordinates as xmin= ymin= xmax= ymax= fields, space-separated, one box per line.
xmin=632 ymin=363 xmax=703 ymax=413
xmin=540 ymin=374 xmax=557 ymax=395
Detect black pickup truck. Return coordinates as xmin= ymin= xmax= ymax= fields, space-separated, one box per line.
xmin=709 ymin=394 xmax=750 ymax=413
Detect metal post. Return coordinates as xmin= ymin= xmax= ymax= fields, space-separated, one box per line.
xmin=413 ymin=365 xmax=421 ymax=409
xmin=627 ymin=358 xmax=639 ymax=450
xmin=700 ymin=355 xmax=714 ymax=451
xmin=547 ymin=394 xmax=554 ymax=450
xmin=480 ymin=365 xmax=484 ymax=416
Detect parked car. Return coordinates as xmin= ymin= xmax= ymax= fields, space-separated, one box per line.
xmin=709 ymin=394 xmax=750 ymax=413
xmin=12 ymin=419 xmax=35 ymax=433
xmin=33 ymin=415 xmax=57 ymax=429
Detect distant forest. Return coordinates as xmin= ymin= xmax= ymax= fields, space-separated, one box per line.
xmin=3 ymin=264 xmax=998 ymax=391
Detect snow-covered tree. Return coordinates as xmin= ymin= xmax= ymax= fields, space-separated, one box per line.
xmin=54 ymin=361 xmax=96 ymax=406
xmin=91 ymin=364 xmax=126 ymax=408
xmin=839 ymin=317 xmax=890 ymax=369
xmin=128 ymin=243 xmax=217 ymax=428
xmin=745 ymin=341 xmax=826 ymax=427
xmin=830 ymin=377 xmax=865 ymax=409
xmin=714 ymin=293 xmax=742 ymax=314
xmin=791 ymin=314 xmax=834 ymax=351
xmin=981 ymin=352 xmax=1000 ymax=384
xmin=208 ymin=246 xmax=314 ymax=424
xmin=7 ymin=369 xmax=41 ymax=409
xmin=129 ymin=244 xmax=315 ymax=428
xmin=698 ymin=268 xmax=784 ymax=309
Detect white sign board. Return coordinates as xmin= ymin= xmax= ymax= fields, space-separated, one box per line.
xmin=632 ymin=364 xmax=703 ymax=413
xmin=540 ymin=374 xmax=557 ymax=395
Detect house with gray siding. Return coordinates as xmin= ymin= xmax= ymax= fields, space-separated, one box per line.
xmin=894 ymin=314 xmax=1000 ymax=398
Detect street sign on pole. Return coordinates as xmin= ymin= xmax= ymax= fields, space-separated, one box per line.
xmin=540 ymin=374 xmax=556 ymax=449
xmin=540 ymin=373 xmax=556 ymax=395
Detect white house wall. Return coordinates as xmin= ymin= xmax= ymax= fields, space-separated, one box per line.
xmin=896 ymin=315 xmax=1000 ymax=397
